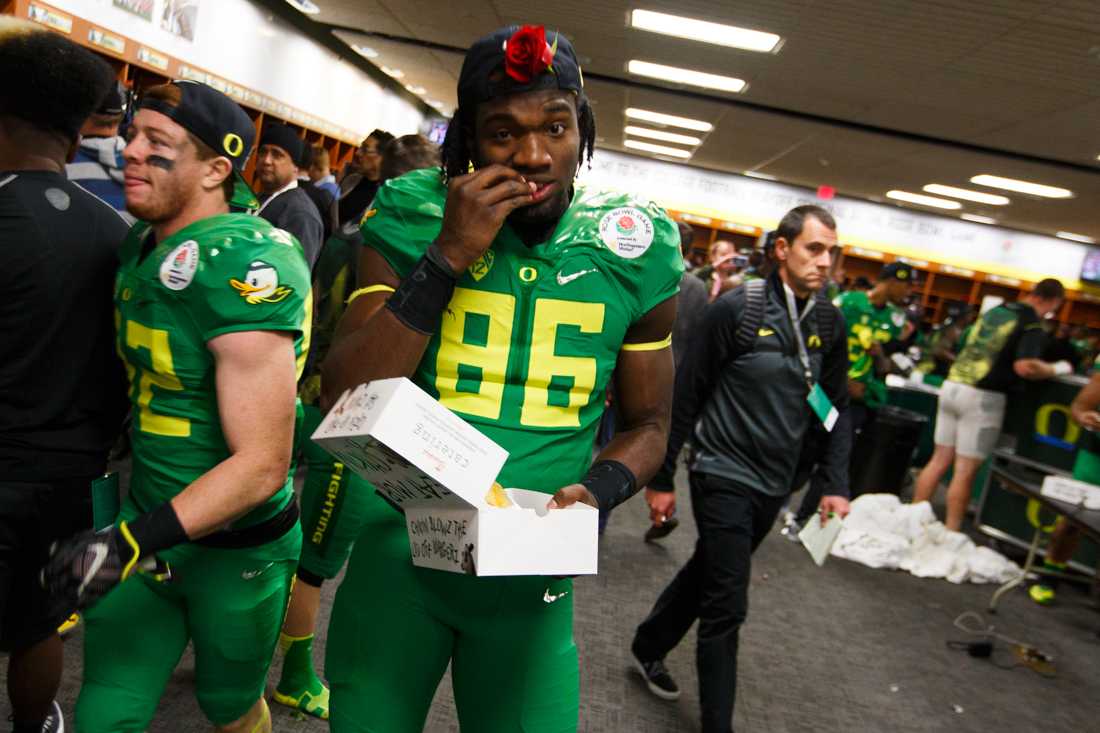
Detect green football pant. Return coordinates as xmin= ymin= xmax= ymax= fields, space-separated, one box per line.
xmin=325 ymin=494 xmax=579 ymax=732
xmin=298 ymin=403 xmax=375 ymax=580
xmin=75 ymin=526 xmax=301 ymax=731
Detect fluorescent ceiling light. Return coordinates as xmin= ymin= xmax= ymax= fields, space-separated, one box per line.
xmin=630 ymin=9 xmax=781 ymax=53
xmin=970 ymin=174 xmax=1072 ymax=199
xmin=923 ymin=184 xmax=1010 ymax=206
xmin=353 ymin=45 xmax=378 ymax=58
xmin=405 ymin=84 xmax=426 ymax=95
xmin=961 ymin=214 xmax=997 ymax=225
xmin=624 ymin=107 xmax=712 ymax=132
xmin=624 ymin=139 xmax=692 ymax=159
xmin=380 ymin=65 xmax=404 ymax=79
xmin=886 ymin=190 xmax=961 ymax=210
xmin=743 ymin=170 xmax=776 ymax=181
xmin=1056 ymin=231 xmax=1096 ymax=244
xmin=624 ymin=125 xmax=701 ymax=146
xmin=627 ymin=60 xmax=746 ymax=93
xmin=285 ymin=0 xmax=320 ymax=14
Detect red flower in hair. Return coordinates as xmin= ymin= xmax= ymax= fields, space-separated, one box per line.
xmin=503 ymin=25 xmax=556 ymax=84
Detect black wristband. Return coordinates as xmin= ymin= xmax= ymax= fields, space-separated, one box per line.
xmin=125 ymin=502 xmax=188 ymax=558
xmin=385 ymin=243 xmax=458 ymax=334
xmin=580 ymin=460 xmax=638 ymax=513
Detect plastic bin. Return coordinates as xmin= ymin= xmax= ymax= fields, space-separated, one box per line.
xmin=850 ymin=406 xmax=929 ymax=497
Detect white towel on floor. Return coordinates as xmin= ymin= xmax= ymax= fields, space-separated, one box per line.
xmin=829 ymin=494 xmax=1023 ymax=584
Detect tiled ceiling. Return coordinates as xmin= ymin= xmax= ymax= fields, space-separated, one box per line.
xmin=281 ymin=0 xmax=1100 ymax=240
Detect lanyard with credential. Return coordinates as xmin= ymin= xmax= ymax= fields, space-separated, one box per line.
xmin=783 ymin=283 xmax=816 ymax=390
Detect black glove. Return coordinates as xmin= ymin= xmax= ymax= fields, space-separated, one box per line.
xmin=42 ymin=503 xmax=186 ymax=612
xmin=42 ymin=523 xmax=142 ymax=613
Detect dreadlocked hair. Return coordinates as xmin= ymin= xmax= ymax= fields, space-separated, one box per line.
xmin=440 ymin=93 xmax=596 ymax=183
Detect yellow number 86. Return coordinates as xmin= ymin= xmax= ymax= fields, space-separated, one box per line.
xmin=435 ymin=288 xmax=605 ymax=428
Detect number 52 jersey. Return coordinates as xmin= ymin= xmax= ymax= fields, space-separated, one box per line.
xmin=114 ymin=214 xmax=312 ymax=528
xmin=362 ymin=168 xmax=684 ymax=494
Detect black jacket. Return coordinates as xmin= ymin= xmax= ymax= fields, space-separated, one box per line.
xmin=653 ymin=272 xmax=851 ymax=497
xmin=258 ymin=187 xmax=324 ymax=269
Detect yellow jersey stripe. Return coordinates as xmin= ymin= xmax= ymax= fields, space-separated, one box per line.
xmin=346 ymin=284 xmax=396 ymax=304
xmin=621 ymin=334 xmax=673 ymax=352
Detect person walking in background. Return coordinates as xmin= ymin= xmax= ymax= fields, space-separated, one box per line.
xmin=633 ymin=205 xmax=851 ymax=733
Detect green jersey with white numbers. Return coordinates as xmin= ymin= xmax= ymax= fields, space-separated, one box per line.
xmin=115 ymin=214 xmax=312 ymax=528
xmin=362 ymin=168 xmax=683 ymax=494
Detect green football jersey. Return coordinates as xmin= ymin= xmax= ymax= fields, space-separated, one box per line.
xmin=834 ymin=290 xmax=905 ymax=382
xmin=362 ymin=168 xmax=683 ymax=494
xmin=115 ymin=214 xmax=312 ymax=528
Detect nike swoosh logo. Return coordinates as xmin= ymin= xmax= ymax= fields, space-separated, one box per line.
xmin=78 ymin=542 xmax=110 ymax=598
xmin=543 ymin=589 xmax=570 ymax=604
xmin=241 ymin=562 xmax=275 ymax=580
xmin=556 ymin=268 xmax=597 ymax=286
xmin=758 ymin=328 xmax=775 ymax=337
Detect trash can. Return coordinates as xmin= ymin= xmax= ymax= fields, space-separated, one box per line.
xmin=850 ymin=406 xmax=929 ymax=497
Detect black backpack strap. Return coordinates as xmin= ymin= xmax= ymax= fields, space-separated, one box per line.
xmin=733 ymin=278 xmax=767 ymax=359
xmin=813 ymin=290 xmax=836 ymax=353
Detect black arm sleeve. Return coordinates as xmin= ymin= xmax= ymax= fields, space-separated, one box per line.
xmin=817 ymin=307 xmax=852 ymax=498
xmin=649 ymin=291 xmax=741 ymax=492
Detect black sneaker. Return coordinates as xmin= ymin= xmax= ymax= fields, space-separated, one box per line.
xmin=41 ymin=701 xmax=64 ymax=733
xmin=632 ymin=652 xmax=681 ymax=701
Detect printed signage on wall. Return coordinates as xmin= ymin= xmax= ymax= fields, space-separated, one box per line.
xmin=89 ymin=28 xmax=126 ymax=55
xmin=113 ymin=0 xmax=153 ymax=22
xmin=161 ymin=0 xmax=200 ymax=42
xmin=28 ymin=3 xmax=72 ymax=33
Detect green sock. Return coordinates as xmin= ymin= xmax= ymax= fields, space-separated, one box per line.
xmin=277 ymin=633 xmax=325 ymax=695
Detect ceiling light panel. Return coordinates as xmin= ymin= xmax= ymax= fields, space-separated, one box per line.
xmin=627 ymin=60 xmax=746 ymax=93
xmin=886 ymin=190 xmax=961 ymax=210
xmin=960 ymin=214 xmax=997 ymax=224
xmin=630 ymin=9 xmax=782 ymax=53
xmin=623 ymin=139 xmax=693 ymax=159
xmin=1056 ymin=231 xmax=1096 ymax=244
xmin=623 ymin=126 xmax=702 ymax=145
xmin=922 ymin=184 xmax=1010 ymax=206
xmin=970 ymin=174 xmax=1072 ymax=199
xmin=624 ymin=108 xmax=713 ymax=132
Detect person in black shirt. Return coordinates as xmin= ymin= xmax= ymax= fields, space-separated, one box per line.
xmin=0 ymin=18 xmax=126 ymax=733
xmin=255 ymin=122 xmax=324 ymax=267
xmin=632 ymin=205 xmax=852 ymax=733
xmin=913 ymin=280 xmax=1067 ymax=530
xmin=336 ymin=129 xmax=393 ymax=228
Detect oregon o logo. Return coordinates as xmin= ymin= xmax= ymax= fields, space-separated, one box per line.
xmin=519 ymin=266 xmax=538 ymax=283
xmin=222 ymin=133 xmax=244 ymax=157
xmin=1033 ymin=403 xmax=1080 ymax=452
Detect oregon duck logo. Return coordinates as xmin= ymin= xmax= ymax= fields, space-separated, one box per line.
xmin=808 ymin=334 xmax=822 ymax=349
xmin=230 ymin=261 xmax=293 ymax=304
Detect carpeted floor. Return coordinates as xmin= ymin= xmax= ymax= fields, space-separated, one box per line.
xmin=6 ymin=472 xmax=1099 ymax=732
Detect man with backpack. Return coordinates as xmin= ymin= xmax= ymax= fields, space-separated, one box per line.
xmin=632 ymin=204 xmax=852 ymax=733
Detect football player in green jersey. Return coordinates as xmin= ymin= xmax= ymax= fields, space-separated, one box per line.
xmin=273 ymin=133 xmax=442 ymax=721
xmin=320 ymin=25 xmax=682 ymax=732
xmin=43 ymin=81 xmax=311 ymax=733
xmin=834 ymin=261 xmax=915 ymax=424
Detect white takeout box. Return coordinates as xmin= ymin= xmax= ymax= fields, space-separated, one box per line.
xmin=311 ymin=377 xmax=598 ymax=576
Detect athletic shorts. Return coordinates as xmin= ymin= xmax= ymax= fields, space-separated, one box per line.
xmin=325 ymin=494 xmax=579 ymax=733
xmin=0 ymin=477 xmax=94 ymax=652
xmin=933 ymin=380 xmax=1007 ymax=459
xmin=75 ymin=522 xmax=301 ymax=730
xmin=297 ymin=403 xmax=376 ymax=581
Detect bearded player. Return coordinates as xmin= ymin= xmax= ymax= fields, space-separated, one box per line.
xmin=321 ymin=26 xmax=682 ymax=732
xmin=44 ymin=81 xmax=311 ymax=733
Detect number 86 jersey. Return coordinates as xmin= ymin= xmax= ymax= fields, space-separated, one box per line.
xmin=114 ymin=214 xmax=312 ymax=527
xmin=362 ymin=168 xmax=683 ymax=494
